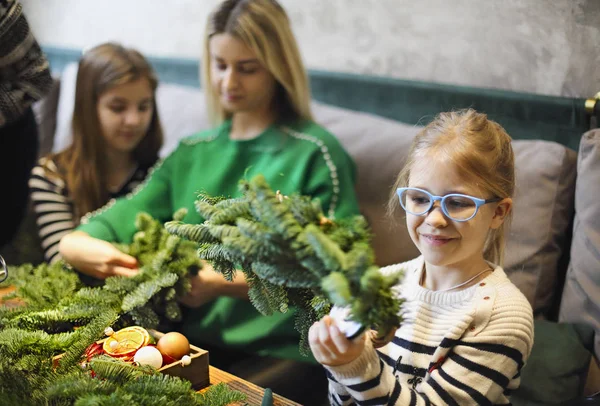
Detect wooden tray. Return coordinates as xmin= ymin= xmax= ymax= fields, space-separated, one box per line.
xmin=52 ymin=329 xmax=210 ymax=390
xmin=152 ymin=330 xmax=209 ymax=390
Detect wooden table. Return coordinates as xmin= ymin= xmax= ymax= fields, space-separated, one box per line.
xmin=207 ymin=366 xmax=301 ymax=406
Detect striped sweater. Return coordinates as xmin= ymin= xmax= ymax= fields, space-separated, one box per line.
xmin=28 ymin=157 xmax=150 ymax=263
xmin=326 ymin=256 xmax=534 ymax=406
xmin=0 ymin=0 xmax=52 ymax=126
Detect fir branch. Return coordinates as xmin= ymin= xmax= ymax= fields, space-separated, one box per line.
xmin=74 ymin=394 xmax=136 ymax=406
xmin=246 ymin=274 xmax=289 ymax=316
xmin=121 ymin=373 xmax=198 ymax=404
xmin=167 ymin=174 xmax=405 ymax=351
xmin=89 ymin=355 xmax=157 ymax=382
xmin=121 ymin=273 xmax=178 ymax=312
xmin=196 ymin=382 xmax=247 ymax=406
xmin=5 ymin=261 xmax=81 ymax=309
xmin=0 ymin=211 xmax=205 ymax=403
xmin=57 ymin=310 xmax=119 ymax=373
xmin=45 ymin=370 xmax=117 ymax=402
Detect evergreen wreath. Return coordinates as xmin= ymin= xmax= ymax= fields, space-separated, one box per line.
xmin=166 ymin=175 xmax=404 ymax=354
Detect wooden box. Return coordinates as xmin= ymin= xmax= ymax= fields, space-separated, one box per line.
xmin=53 ymin=329 xmax=210 ymax=391
xmin=151 ymin=330 xmax=210 ymax=390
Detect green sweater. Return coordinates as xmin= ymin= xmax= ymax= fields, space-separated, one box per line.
xmin=78 ymin=119 xmax=360 ymax=361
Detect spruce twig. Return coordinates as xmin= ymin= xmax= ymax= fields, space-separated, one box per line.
xmin=166 ymin=175 xmax=405 ymax=354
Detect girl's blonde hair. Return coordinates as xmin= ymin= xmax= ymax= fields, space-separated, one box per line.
xmin=202 ymin=0 xmax=312 ymax=125
xmin=52 ymin=42 xmax=163 ymax=219
xmin=388 ymin=109 xmax=515 ymax=265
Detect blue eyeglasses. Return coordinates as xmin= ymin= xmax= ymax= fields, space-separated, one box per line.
xmin=396 ymin=187 xmax=502 ymax=222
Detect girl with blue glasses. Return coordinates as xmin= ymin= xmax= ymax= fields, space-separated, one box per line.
xmin=309 ymin=109 xmax=534 ymax=405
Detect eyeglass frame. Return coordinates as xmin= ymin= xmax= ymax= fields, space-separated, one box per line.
xmin=396 ymin=187 xmax=502 ymax=222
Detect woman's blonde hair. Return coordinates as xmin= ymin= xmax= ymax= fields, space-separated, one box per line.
xmin=202 ymin=0 xmax=312 ymax=125
xmin=52 ymin=42 xmax=163 ymax=219
xmin=388 ymin=109 xmax=515 ymax=265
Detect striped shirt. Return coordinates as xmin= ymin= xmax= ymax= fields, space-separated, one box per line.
xmin=326 ymin=256 xmax=534 ymax=406
xmin=29 ymin=157 xmax=150 ymax=263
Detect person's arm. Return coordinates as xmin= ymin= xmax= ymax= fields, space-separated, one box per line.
xmin=29 ymin=159 xmax=75 ymax=263
xmin=313 ymin=302 xmax=534 ymax=405
xmin=59 ymin=231 xmax=138 ymax=279
xmin=0 ymin=0 xmax=53 ymax=126
xmin=60 ymin=152 xmax=177 ymax=278
xmin=179 ymin=263 xmax=250 ymax=308
xmin=301 ymin=130 xmax=361 ymax=220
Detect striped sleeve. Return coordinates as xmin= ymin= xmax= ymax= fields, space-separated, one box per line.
xmin=325 ymin=369 xmax=356 ymax=406
xmin=325 ymin=297 xmax=533 ymax=405
xmin=29 ymin=159 xmax=75 ymax=263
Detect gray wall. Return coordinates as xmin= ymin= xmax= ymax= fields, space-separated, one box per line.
xmin=21 ymin=0 xmax=600 ymax=97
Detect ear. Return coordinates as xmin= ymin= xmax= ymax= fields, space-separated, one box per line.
xmin=490 ymin=198 xmax=512 ymax=230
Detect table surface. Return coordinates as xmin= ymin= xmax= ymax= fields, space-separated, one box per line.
xmin=0 ymin=285 xmax=301 ymax=405
xmin=206 ymin=366 xmax=301 ymax=406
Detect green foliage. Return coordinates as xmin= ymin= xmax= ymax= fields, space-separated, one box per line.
xmin=0 ymin=212 xmax=247 ymax=405
xmin=1 ymin=261 xmax=81 ymax=309
xmin=166 ymin=175 xmax=405 ymax=354
xmin=196 ymin=383 xmax=248 ymax=406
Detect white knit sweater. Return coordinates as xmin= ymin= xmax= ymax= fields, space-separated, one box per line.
xmin=326 ymin=256 xmax=534 ymax=406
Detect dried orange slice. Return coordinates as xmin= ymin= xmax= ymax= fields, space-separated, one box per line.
xmin=103 ymin=326 xmax=151 ymax=358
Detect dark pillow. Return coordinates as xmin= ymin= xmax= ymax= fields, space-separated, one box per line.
xmin=512 ymin=320 xmax=593 ymax=405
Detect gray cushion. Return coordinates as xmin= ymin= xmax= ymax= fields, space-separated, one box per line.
xmin=560 ymin=129 xmax=600 ymax=359
xmin=507 ymin=140 xmax=577 ymax=317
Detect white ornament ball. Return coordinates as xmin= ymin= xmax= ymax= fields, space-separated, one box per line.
xmin=133 ymin=346 xmax=163 ymax=369
xmin=104 ymin=327 xmax=114 ymax=336
xmin=180 ymin=355 xmax=192 ymax=366
xmin=109 ymin=341 xmax=118 ymax=350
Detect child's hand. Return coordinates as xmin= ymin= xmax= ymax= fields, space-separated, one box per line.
xmin=309 ymin=315 xmax=366 ymax=366
xmin=59 ymin=231 xmax=138 ymax=279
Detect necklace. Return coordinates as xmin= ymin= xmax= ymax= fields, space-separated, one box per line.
xmin=420 ymin=267 xmax=493 ymax=292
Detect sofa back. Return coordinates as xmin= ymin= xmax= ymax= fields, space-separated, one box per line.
xmin=39 ymin=63 xmax=579 ymax=319
xmin=42 ymin=46 xmax=589 ymax=151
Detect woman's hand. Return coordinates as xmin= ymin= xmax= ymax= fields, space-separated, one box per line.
xmin=179 ymin=262 xmax=250 ymax=308
xmin=309 ymin=315 xmax=366 ymax=367
xmin=59 ymin=231 xmax=138 ymax=279
xmin=179 ymin=268 xmax=224 ymax=308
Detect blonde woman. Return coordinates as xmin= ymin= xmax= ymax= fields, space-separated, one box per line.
xmin=30 ymin=43 xmax=163 ymax=263
xmin=59 ymin=1 xmax=360 ymax=399
xmin=310 ymin=110 xmax=534 ymax=405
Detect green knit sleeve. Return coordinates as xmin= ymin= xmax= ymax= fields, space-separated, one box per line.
xmin=77 ymin=152 xmax=176 ymax=244
xmin=301 ymin=126 xmax=360 ymax=220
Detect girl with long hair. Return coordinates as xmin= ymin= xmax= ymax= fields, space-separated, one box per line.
xmin=30 ymin=43 xmax=163 ymax=263
xmin=310 ymin=109 xmax=534 ymax=405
